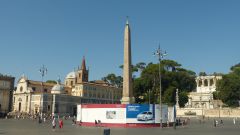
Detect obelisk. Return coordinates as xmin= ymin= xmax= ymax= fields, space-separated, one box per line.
xmin=121 ymin=19 xmax=135 ymax=104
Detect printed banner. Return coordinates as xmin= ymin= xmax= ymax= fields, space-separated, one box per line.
xmin=126 ymin=104 xmax=155 ymax=123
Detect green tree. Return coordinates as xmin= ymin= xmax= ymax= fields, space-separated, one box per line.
xmin=102 ymin=73 xmax=123 ymax=88
xmin=179 ymin=91 xmax=188 ymax=107
xmin=230 ymin=63 xmax=240 ymax=71
xmin=216 ymin=63 xmax=240 ymax=107
xmin=161 ymin=59 xmax=181 ymax=72
xmin=46 ymin=80 xmax=57 ymax=84
xmin=134 ymin=59 xmax=196 ymax=105
xmin=134 ymin=78 xmax=148 ymax=103
xmin=119 ymin=64 xmax=140 ymax=73
xmin=163 ymin=86 xmax=176 ymax=106
xmin=199 ymin=72 xmax=207 ymax=76
xmin=135 ymin=62 xmax=146 ymax=72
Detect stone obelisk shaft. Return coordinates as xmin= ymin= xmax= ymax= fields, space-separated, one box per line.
xmin=121 ymin=20 xmax=135 ymax=104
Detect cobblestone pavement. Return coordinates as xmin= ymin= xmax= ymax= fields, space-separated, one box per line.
xmin=0 ymin=118 xmax=240 ymax=135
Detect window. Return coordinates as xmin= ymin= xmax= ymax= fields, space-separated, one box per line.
xmin=26 ymin=96 xmax=28 ymax=102
xmin=20 ymin=86 xmax=23 ymax=92
xmin=32 ymin=87 xmax=36 ymax=92
xmin=198 ymin=80 xmax=202 ymax=87
xmin=210 ymin=79 xmax=214 ymax=86
xmin=44 ymin=89 xmax=47 ymax=92
xmin=204 ymin=80 xmax=208 ymax=86
xmin=71 ymin=81 xmax=73 ymax=86
xmin=14 ymin=97 xmax=15 ymax=103
xmin=48 ymin=105 xmax=50 ymax=111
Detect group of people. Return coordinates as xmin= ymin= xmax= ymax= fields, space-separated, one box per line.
xmin=95 ymin=120 xmax=102 ymax=127
xmin=52 ymin=118 xmax=64 ymax=130
xmin=175 ymin=118 xmax=190 ymax=126
xmin=213 ymin=119 xmax=224 ymax=127
xmin=232 ymin=117 xmax=240 ymax=125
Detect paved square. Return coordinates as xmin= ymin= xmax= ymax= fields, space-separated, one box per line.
xmin=0 ymin=118 xmax=240 ymax=135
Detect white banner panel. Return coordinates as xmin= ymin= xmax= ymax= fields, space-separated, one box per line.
xmin=77 ymin=105 xmax=82 ymax=122
xmin=81 ymin=108 xmax=126 ymax=123
xmin=154 ymin=104 xmax=168 ymax=123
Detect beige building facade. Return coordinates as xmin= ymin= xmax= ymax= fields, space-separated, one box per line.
xmin=12 ymin=58 xmax=122 ymax=116
xmin=13 ymin=76 xmax=55 ymax=114
xmin=65 ymin=57 xmax=122 ymax=104
xmin=186 ymin=75 xmax=222 ymax=109
xmin=0 ymin=75 xmax=15 ymax=116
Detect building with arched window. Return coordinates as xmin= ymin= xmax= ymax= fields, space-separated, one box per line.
xmin=12 ymin=58 xmax=122 ymax=116
xmin=186 ymin=75 xmax=222 ymax=109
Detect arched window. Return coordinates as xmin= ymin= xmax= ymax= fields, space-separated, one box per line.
xmin=20 ymin=86 xmax=23 ymax=92
xmin=210 ymin=79 xmax=214 ymax=86
xmin=198 ymin=80 xmax=202 ymax=87
xmin=204 ymin=79 xmax=208 ymax=86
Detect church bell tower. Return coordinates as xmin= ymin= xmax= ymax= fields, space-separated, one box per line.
xmin=76 ymin=56 xmax=89 ymax=83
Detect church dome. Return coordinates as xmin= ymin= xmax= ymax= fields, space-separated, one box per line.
xmin=66 ymin=71 xmax=77 ymax=79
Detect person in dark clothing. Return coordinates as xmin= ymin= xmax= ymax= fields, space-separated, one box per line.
xmin=38 ymin=116 xmax=42 ymax=124
xmin=95 ymin=120 xmax=98 ymax=126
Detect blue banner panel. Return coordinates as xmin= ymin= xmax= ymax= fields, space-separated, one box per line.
xmin=126 ymin=104 xmax=155 ymax=123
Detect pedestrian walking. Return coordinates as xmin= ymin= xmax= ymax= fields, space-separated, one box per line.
xmin=220 ymin=119 xmax=224 ymax=128
xmin=38 ymin=116 xmax=42 ymax=124
xmin=216 ymin=120 xmax=219 ymax=127
xmin=52 ymin=118 xmax=56 ymax=131
xmin=98 ymin=120 xmax=101 ymax=127
xmin=59 ymin=119 xmax=63 ymax=129
xmin=43 ymin=117 xmax=46 ymax=123
xmin=213 ymin=119 xmax=216 ymax=127
xmin=72 ymin=117 xmax=75 ymax=125
xmin=95 ymin=120 xmax=98 ymax=127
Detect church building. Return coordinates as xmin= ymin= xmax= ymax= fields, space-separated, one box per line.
xmin=12 ymin=58 xmax=122 ymax=116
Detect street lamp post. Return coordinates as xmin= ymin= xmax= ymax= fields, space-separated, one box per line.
xmin=148 ymin=89 xmax=151 ymax=105
xmin=39 ymin=65 xmax=47 ymax=119
xmin=154 ymin=45 xmax=167 ymax=128
xmin=216 ymin=91 xmax=220 ymax=118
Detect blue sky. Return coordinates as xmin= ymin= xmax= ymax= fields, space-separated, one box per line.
xmin=0 ymin=0 xmax=239 ymax=82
